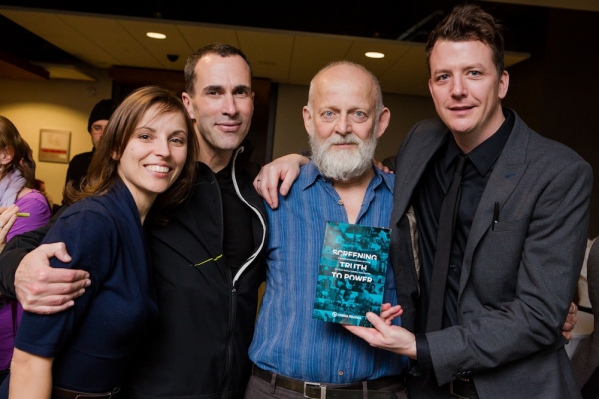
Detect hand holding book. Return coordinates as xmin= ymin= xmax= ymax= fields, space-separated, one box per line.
xmin=380 ymin=303 xmax=403 ymax=325
xmin=343 ymin=311 xmax=418 ymax=360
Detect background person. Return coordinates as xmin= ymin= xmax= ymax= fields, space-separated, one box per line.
xmin=0 ymin=86 xmax=197 ymax=399
xmin=64 ymin=99 xmax=116 ymax=191
xmin=34 ymin=179 xmax=54 ymax=210
xmin=577 ymin=236 xmax=597 ymax=313
xmin=0 ymin=116 xmax=51 ymax=384
xmin=0 ymin=117 xmax=51 ymax=238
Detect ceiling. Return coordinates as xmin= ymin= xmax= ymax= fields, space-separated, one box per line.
xmin=0 ymin=0 xmax=597 ymax=96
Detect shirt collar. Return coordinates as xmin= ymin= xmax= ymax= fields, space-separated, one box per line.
xmin=444 ymin=108 xmax=514 ymax=176
xmin=301 ymin=161 xmax=394 ymax=193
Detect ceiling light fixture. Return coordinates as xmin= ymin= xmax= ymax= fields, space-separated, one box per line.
xmin=365 ymin=52 xmax=385 ymax=59
xmin=146 ymin=32 xmax=166 ymax=39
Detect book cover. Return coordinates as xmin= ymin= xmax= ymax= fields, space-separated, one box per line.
xmin=312 ymin=221 xmax=391 ymax=327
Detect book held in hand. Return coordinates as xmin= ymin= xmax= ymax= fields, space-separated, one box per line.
xmin=312 ymin=221 xmax=391 ymax=327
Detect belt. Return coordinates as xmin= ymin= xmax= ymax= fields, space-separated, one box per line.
xmin=52 ymin=386 xmax=120 ymax=399
xmin=252 ymin=366 xmax=405 ymax=399
xmin=449 ymin=377 xmax=479 ymax=399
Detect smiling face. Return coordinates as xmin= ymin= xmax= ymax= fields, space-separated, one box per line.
xmin=182 ymin=54 xmax=254 ymax=170
xmin=303 ymin=63 xmax=389 ymax=181
xmin=116 ymin=104 xmax=188 ymax=212
xmin=428 ymin=40 xmax=509 ymax=151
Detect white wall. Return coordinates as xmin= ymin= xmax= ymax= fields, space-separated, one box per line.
xmin=273 ymin=84 xmax=437 ymax=161
xmin=0 ymin=71 xmax=112 ymax=205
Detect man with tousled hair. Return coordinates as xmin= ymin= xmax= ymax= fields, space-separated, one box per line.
xmin=344 ymin=5 xmax=590 ymax=398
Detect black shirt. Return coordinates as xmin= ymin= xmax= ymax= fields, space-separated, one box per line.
xmin=414 ymin=109 xmax=514 ymax=330
xmin=216 ymin=162 xmax=255 ymax=279
xmin=412 ymin=109 xmax=514 ymax=372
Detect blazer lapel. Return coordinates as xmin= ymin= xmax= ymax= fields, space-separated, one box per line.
xmin=459 ymin=114 xmax=531 ymax=294
xmin=391 ymin=126 xmax=447 ymax=224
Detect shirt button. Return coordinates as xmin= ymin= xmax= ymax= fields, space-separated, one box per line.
xmin=449 ymin=264 xmax=455 ymax=269
xmin=338 ymin=200 xmax=344 ymax=205
xmin=338 ymin=370 xmax=344 ymax=376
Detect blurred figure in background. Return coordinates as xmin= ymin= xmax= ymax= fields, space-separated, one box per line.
xmin=578 ymin=236 xmax=598 ymax=313
xmin=34 ymin=179 xmax=53 ymax=210
xmin=0 ymin=115 xmax=52 ymax=384
xmin=65 ymin=99 xmax=116 ymax=191
xmin=0 ymin=117 xmax=51 ymax=238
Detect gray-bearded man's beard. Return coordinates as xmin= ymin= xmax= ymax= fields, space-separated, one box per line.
xmin=309 ymin=129 xmax=378 ymax=182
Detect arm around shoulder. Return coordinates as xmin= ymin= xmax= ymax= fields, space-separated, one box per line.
xmin=0 ymin=219 xmax=54 ymax=299
xmin=254 ymin=153 xmax=310 ymax=209
xmin=0 ymin=206 xmax=89 ymax=313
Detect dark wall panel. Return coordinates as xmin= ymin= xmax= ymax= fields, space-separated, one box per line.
xmin=505 ymin=8 xmax=599 ymax=237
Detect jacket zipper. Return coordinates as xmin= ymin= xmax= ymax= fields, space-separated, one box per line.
xmin=222 ymin=285 xmax=238 ymax=399
xmin=221 ymin=146 xmax=267 ymax=397
xmin=230 ymin=146 xmax=267 ymax=287
xmin=210 ymin=163 xmax=235 ymax=398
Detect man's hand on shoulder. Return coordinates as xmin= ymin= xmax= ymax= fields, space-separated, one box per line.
xmin=254 ymin=154 xmax=309 ymax=209
xmin=372 ymin=157 xmax=395 ymax=174
xmin=16 ymin=242 xmax=90 ymax=314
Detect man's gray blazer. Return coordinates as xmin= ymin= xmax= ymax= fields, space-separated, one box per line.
xmin=390 ymin=110 xmax=592 ymax=398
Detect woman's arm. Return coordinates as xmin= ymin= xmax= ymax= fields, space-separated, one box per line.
xmin=9 ymin=348 xmax=53 ymax=399
xmin=8 ymin=209 xmax=114 ymax=396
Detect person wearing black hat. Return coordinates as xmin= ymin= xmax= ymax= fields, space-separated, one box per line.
xmin=64 ymin=99 xmax=116 ymax=191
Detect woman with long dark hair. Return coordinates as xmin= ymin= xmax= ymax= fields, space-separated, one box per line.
xmin=0 ymin=116 xmax=52 ymax=384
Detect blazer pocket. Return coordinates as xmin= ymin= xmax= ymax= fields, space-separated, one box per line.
xmin=492 ymin=216 xmax=529 ymax=233
xmin=477 ymin=217 xmax=529 ymax=286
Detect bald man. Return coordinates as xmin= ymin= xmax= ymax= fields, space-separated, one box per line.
xmin=245 ymin=61 xmax=407 ymax=399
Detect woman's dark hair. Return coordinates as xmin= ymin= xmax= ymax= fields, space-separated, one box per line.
xmin=0 ymin=115 xmax=35 ymax=188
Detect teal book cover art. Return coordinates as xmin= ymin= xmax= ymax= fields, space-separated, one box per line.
xmin=312 ymin=221 xmax=391 ymax=327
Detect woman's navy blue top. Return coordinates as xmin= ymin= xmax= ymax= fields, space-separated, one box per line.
xmin=12 ymin=180 xmax=158 ymax=392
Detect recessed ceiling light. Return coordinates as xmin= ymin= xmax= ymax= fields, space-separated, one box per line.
xmin=365 ymin=52 xmax=385 ymax=59
xmin=147 ymin=32 xmax=166 ymax=39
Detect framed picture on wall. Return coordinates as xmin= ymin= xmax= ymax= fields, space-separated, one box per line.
xmin=39 ymin=129 xmax=71 ymax=163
